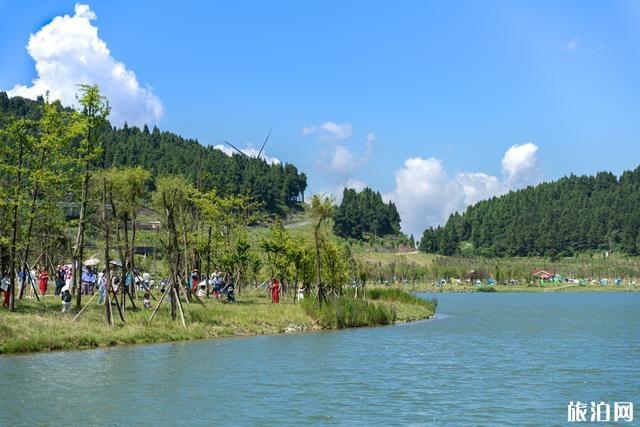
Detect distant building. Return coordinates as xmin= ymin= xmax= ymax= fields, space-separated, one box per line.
xmin=134 ymin=221 xmax=161 ymax=231
xmin=532 ymin=268 xmax=556 ymax=280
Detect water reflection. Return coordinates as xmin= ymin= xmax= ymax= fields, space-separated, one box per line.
xmin=1 ymin=293 xmax=638 ymax=425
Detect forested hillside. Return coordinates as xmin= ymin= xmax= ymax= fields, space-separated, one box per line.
xmin=0 ymin=92 xmax=307 ymax=215
xmin=333 ymin=187 xmax=401 ymax=240
xmin=419 ymin=167 xmax=640 ymax=257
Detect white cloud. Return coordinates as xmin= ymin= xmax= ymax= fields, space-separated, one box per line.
xmin=385 ymin=157 xmax=463 ymax=237
xmin=387 ymin=144 xmax=541 ymax=237
xmin=456 ymin=172 xmax=503 ymax=205
xmin=302 ymin=121 xmax=353 ymax=141
xmin=323 ymin=135 xmax=373 ymax=181
xmin=330 ymin=145 xmax=355 ymax=175
xmin=213 ymin=144 xmax=280 ymax=165
xmin=7 ymin=3 xmax=163 ymax=127
xmin=501 ymin=142 xmax=540 ymax=186
xmin=306 ymin=121 xmax=374 ymax=201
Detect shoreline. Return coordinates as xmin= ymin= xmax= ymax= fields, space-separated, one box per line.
xmin=0 ymin=314 xmax=438 ymax=358
xmin=407 ymin=284 xmax=640 ymax=293
xmin=0 ymin=293 xmax=435 ymax=355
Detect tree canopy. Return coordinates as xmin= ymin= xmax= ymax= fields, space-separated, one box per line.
xmin=0 ymin=92 xmax=307 ymax=217
xmin=419 ymin=167 xmax=640 ymax=257
xmin=333 ymin=187 xmax=401 ymax=240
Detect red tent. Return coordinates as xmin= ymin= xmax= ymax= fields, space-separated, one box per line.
xmin=532 ymin=268 xmax=556 ymax=280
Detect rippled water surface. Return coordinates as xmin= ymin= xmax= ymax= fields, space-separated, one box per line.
xmin=1 ymin=292 xmax=638 ymax=425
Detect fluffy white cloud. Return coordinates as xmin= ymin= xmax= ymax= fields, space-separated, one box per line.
xmin=7 ymin=3 xmax=163 ymax=127
xmin=385 ymin=157 xmax=463 ymax=237
xmin=456 ymin=172 xmax=503 ymax=206
xmin=330 ymin=145 xmax=355 ymax=175
xmin=387 ymin=144 xmax=541 ymax=237
xmin=302 ymin=121 xmax=353 ymax=141
xmin=501 ymin=142 xmax=540 ymax=186
xmin=213 ymin=144 xmax=280 ymax=165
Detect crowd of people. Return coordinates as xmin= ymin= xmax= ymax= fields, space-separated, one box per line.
xmin=0 ymin=264 xmax=144 ymax=313
xmin=0 ymin=263 xmax=306 ymax=312
xmin=186 ymin=269 xmax=236 ymax=302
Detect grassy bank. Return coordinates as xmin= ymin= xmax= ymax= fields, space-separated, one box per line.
xmin=0 ymin=290 xmax=435 ymax=355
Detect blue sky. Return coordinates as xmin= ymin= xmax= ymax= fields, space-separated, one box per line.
xmin=1 ymin=1 xmax=639 ymax=235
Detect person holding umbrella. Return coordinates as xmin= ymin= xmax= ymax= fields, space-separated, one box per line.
xmin=82 ymin=258 xmax=100 ymax=295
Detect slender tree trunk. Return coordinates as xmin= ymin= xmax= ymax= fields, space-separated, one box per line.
xmin=182 ymin=219 xmax=191 ymax=299
xmin=293 ymin=268 xmax=299 ymax=303
xmin=19 ymin=156 xmax=42 ymax=299
xmin=164 ymin=192 xmax=182 ymax=322
xmin=102 ymin=178 xmax=113 ymax=326
xmin=314 ymin=222 xmax=323 ymax=307
xmin=206 ymin=226 xmax=211 ymax=298
xmin=9 ymin=136 xmax=25 ymax=311
xmin=123 ymin=212 xmax=137 ymax=301
xmin=122 ymin=212 xmax=130 ymax=293
xmin=130 ymin=215 xmax=137 ymax=299
xmin=73 ymin=162 xmax=90 ymax=310
xmin=108 ymin=195 xmax=127 ymax=310
xmin=110 ymin=195 xmax=125 ymax=264
xmin=73 ymin=118 xmax=94 ymax=310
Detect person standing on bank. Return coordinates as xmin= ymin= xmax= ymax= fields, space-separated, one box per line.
xmin=1 ymin=270 xmax=10 ymax=308
xmin=38 ymin=265 xmax=49 ymax=296
xmin=271 ymin=278 xmax=280 ymax=304
xmin=54 ymin=265 xmax=65 ymax=296
xmin=97 ymin=270 xmax=106 ymax=305
xmin=60 ymin=284 xmax=72 ymax=313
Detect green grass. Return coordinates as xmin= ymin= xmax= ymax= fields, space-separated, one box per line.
xmin=476 ymin=286 xmax=497 ymax=292
xmin=0 ymin=289 xmax=435 ymax=354
xmin=301 ymin=297 xmax=396 ymax=328
xmin=366 ymin=287 xmax=437 ymax=308
xmin=352 ymin=250 xmax=437 ymax=268
xmin=301 ymin=288 xmax=436 ymax=328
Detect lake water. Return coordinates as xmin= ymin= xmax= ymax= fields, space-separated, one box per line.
xmin=1 ymin=293 xmax=638 ymax=426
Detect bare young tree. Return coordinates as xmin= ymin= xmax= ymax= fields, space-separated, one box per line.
xmin=72 ymin=85 xmax=109 ymax=309
xmin=307 ymin=194 xmax=334 ymax=306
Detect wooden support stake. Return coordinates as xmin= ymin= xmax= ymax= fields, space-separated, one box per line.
xmin=173 ymin=286 xmax=187 ymax=328
xmin=178 ymin=277 xmax=190 ymax=304
xmin=149 ymin=285 xmax=170 ymax=322
xmin=111 ymin=284 xmax=125 ymax=323
xmin=126 ymin=286 xmax=137 ymax=309
xmin=71 ymin=292 xmax=98 ymax=321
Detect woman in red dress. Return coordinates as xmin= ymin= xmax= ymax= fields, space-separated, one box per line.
xmin=38 ymin=266 xmax=49 ymax=296
xmin=271 ymin=278 xmax=280 ymax=303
